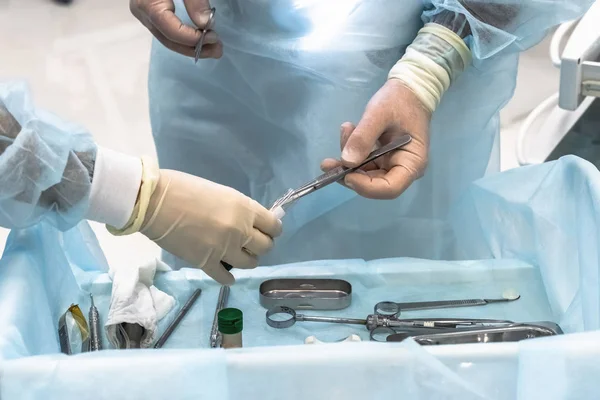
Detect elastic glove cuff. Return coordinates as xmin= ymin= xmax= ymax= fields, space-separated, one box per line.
xmin=107 ymin=156 xmax=160 ymax=235
xmin=84 ymin=147 xmax=143 ymax=229
xmin=388 ymin=23 xmax=472 ymax=113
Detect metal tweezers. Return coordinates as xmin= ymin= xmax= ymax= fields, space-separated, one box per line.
xmin=270 ymin=134 xmax=412 ymax=211
xmin=195 ymin=7 xmax=216 ymax=63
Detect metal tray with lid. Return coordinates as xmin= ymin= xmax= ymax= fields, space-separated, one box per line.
xmin=259 ymin=279 xmax=352 ymax=310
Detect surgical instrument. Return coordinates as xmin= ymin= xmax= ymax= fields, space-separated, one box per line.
xmin=88 ymin=294 xmax=102 ymax=351
xmin=270 ymin=134 xmax=412 ymax=212
xmin=210 ymin=286 xmax=230 ymax=348
xmin=220 ymin=136 xmax=413 ymax=273
xmin=374 ymin=292 xmax=521 ymax=317
xmin=154 ymin=288 xmax=202 ymax=349
xmin=58 ymin=304 xmax=90 ymax=355
xmin=381 ymin=321 xmax=562 ymax=345
xmin=266 ymin=306 xmax=513 ymax=331
xmin=194 ymin=7 xmax=216 ymax=64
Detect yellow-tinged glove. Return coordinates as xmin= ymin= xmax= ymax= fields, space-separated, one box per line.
xmin=109 ymin=158 xmax=281 ymax=285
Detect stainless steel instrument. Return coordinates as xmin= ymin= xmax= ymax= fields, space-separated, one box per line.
xmin=194 ymin=7 xmax=216 ymax=63
xmin=266 ymin=306 xmax=513 ymax=331
xmin=88 ymin=294 xmax=102 ymax=351
xmin=58 ymin=304 xmax=90 ymax=355
xmin=270 ymin=134 xmax=412 ymax=212
xmin=374 ymin=293 xmax=521 ymax=317
xmin=154 ymin=289 xmax=202 ymax=349
xmin=221 ymin=134 xmax=412 ymax=273
xmin=210 ymin=286 xmax=230 ymax=348
xmin=379 ymin=321 xmax=563 ymax=344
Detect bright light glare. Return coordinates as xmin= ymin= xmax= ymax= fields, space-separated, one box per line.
xmin=295 ymin=0 xmax=362 ymax=50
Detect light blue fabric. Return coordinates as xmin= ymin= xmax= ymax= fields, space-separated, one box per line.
xmin=148 ymin=0 xmax=593 ymax=270
xmin=0 ymin=82 xmax=96 ymax=231
xmin=450 ymin=155 xmax=600 ymax=332
xmin=1 ymin=156 xmax=600 ymax=399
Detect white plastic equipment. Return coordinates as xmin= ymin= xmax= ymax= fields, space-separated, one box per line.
xmin=516 ymin=1 xmax=600 ymax=166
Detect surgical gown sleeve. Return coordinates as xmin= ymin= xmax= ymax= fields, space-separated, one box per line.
xmin=423 ymin=0 xmax=594 ymax=59
xmin=0 ymin=82 xmax=142 ymax=231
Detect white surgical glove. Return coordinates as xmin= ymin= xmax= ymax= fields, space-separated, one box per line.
xmin=109 ymin=158 xmax=282 ymax=285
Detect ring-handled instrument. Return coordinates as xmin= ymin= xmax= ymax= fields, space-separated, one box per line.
xmin=369 ymin=321 xmax=563 ymax=344
xmin=374 ymin=292 xmax=521 ymax=317
xmin=270 ymin=134 xmax=412 ymax=212
xmin=221 ymin=134 xmax=412 ymax=273
xmin=265 ymin=306 xmax=512 ymax=331
xmin=194 ymin=7 xmax=216 ymax=63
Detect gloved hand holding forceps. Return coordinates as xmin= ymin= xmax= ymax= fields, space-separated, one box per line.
xmin=130 ymin=0 xmax=222 ymax=59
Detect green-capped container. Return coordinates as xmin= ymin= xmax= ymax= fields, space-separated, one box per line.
xmin=218 ymin=308 xmax=243 ymax=348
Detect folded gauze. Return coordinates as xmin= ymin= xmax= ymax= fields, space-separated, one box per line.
xmin=105 ymin=259 xmax=175 ymax=349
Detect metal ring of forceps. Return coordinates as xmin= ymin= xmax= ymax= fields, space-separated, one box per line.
xmin=270 ymin=134 xmax=413 ymax=212
xmin=266 ymin=306 xmax=368 ymax=329
xmin=194 ymin=7 xmax=216 ymax=63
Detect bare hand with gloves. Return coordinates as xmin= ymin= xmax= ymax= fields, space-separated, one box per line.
xmin=130 ymin=0 xmax=222 ymax=59
xmin=109 ymin=159 xmax=282 ymax=286
xmin=322 ymin=24 xmax=472 ymax=199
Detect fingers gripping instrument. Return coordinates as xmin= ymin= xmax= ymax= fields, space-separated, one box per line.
xmin=221 ymin=135 xmax=412 ymax=273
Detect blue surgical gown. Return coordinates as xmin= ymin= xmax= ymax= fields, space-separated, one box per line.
xmin=147 ymin=0 xmax=593 ymax=267
xmin=0 ymin=82 xmax=95 ymax=231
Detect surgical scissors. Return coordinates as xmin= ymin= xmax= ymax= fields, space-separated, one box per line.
xmin=374 ymin=293 xmax=521 ymax=317
xmin=194 ymin=8 xmax=216 ymax=63
xmin=221 ymin=134 xmax=412 ymax=273
xmin=270 ymin=134 xmax=412 ymax=212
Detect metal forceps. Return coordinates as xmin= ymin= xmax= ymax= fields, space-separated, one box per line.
xmin=374 ymin=293 xmax=521 ymax=317
xmin=194 ymin=7 xmax=216 ymax=63
xmin=266 ymin=306 xmax=512 ymax=331
xmin=270 ymin=134 xmax=412 ymax=212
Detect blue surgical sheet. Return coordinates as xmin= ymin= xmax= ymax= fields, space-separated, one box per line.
xmin=0 ymin=156 xmax=599 ymax=399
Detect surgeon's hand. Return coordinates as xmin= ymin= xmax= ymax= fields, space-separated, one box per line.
xmin=140 ymin=170 xmax=281 ymax=285
xmin=130 ymin=0 xmax=223 ymax=58
xmin=321 ymin=80 xmax=430 ymax=199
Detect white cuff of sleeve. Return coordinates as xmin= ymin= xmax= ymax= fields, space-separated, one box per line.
xmin=85 ymin=147 xmax=143 ymax=229
xmin=388 ymin=23 xmax=472 ymax=114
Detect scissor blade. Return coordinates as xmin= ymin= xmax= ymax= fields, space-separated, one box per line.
xmin=294 ymin=134 xmax=412 ymax=194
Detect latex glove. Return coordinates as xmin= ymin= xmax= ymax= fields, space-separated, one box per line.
xmin=321 ymin=80 xmax=430 ymax=199
xmin=109 ymin=160 xmax=282 ymax=285
xmin=321 ymin=23 xmax=472 ymax=199
xmin=130 ymin=0 xmax=223 ymax=58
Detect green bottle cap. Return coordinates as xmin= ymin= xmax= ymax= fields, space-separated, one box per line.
xmin=218 ymin=308 xmax=243 ymax=335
